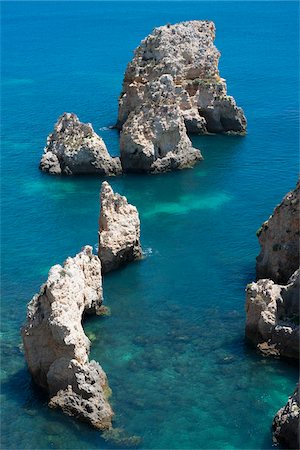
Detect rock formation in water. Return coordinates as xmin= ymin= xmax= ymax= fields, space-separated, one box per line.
xmin=245 ymin=269 xmax=299 ymax=359
xmin=117 ymin=21 xmax=246 ymax=173
xmin=256 ymin=180 xmax=300 ymax=284
xmin=120 ymin=74 xmax=202 ymax=173
xmin=272 ymin=384 xmax=299 ymax=449
xmin=40 ymin=113 xmax=121 ymax=175
xmin=21 ymin=246 xmax=113 ymax=430
xmin=98 ymin=181 xmax=142 ymax=273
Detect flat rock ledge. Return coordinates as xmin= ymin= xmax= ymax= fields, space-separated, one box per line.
xmin=98 ymin=181 xmax=142 ymax=273
xmin=245 ymin=269 xmax=299 ymax=359
xmin=21 ymin=246 xmax=113 ymax=430
xmin=272 ymin=384 xmax=299 ymax=449
xmin=256 ymin=180 xmax=299 ymax=284
xmin=40 ymin=113 xmax=121 ymax=176
xmin=117 ymin=20 xmax=246 ymax=173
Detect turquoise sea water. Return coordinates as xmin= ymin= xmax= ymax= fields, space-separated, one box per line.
xmin=1 ymin=1 xmax=299 ymax=449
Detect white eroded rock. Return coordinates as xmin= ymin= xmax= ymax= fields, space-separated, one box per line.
xmin=245 ymin=269 xmax=299 ymax=359
xmin=116 ymin=21 xmax=246 ymax=172
xmin=98 ymin=182 xmax=142 ymax=273
xmin=256 ymin=180 xmax=299 ymax=284
xmin=21 ymin=246 xmax=113 ymax=430
xmin=120 ymin=74 xmax=202 ymax=173
xmin=40 ymin=113 xmax=121 ymax=175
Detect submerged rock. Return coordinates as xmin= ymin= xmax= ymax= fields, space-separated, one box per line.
xmin=256 ymin=180 xmax=299 ymax=284
xmin=245 ymin=269 xmax=299 ymax=359
xmin=98 ymin=182 xmax=142 ymax=273
xmin=21 ymin=246 xmax=113 ymax=430
xmin=116 ymin=21 xmax=246 ymax=173
xmin=40 ymin=113 xmax=121 ymax=175
xmin=273 ymin=384 xmax=299 ymax=449
xmin=102 ymin=427 xmax=142 ymax=448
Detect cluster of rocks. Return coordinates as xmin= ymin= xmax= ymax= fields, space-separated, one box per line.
xmin=244 ymin=180 xmax=299 ymax=448
xmin=22 ymin=183 xmax=142 ymax=432
xmin=40 ymin=21 xmax=246 ymax=176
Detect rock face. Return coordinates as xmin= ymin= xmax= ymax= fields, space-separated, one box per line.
xmin=21 ymin=246 xmax=113 ymax=430
xmin=98 ymin=182 xmax=142 ymax=273
xmin=40 ymin=113 xmax=121 ymax=176
xmin=245 ymin=269 xmax=299 ymax=359
xmin=273 ymin=384 xmax=299 ymax=449
xmin=256 ymin=180 xmax=300 ymax=284
xmin=117 ymin=21 xmax=246 ymax=173
xmin=120 ymin=75 xmax=202 ymax=173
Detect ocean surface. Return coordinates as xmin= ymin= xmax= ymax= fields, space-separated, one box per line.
xmin=1 ymin=1 xmax=299 ymax=449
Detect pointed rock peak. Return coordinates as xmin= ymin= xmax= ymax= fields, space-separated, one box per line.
xmin=98 ymin=182 xmax=142 ymax=273
xmin=39 ymin=113 xmax=122 ymax=176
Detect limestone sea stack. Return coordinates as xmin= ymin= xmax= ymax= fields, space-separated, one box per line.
xmin=98 ymin=182 xmax=142 ymax=273
xmin=120 ymin=74 xmax=202 ymax=173
xmin=117 ymin=21 xmax=246 ymax=173
xmin=40 ymin=113 xmax=121 ymax=175
xmin=272 ymin=384 xmax=299 ymax=449
xmin=245 ymin=269 xmax=299 ymax=359
xmin=256 ymin=180 xmax=300 ymax=284
xmin=21 ymin=246 xmax=113 ymax=430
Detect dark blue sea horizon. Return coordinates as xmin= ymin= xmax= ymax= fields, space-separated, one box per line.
xmin=1 ymin=1 xmax=299 ymax=449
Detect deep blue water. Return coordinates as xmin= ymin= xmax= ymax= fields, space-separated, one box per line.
xmin=1 ymin=1 xmax=299 ymax=449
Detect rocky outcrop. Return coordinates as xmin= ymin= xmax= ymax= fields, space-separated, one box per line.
xmin=120 ymin=74 xmax=202 ymax=173
xmin=98 ymin=182 xmax=142 ymax=273
xmin=21 ymin=246 xmax=113 ymax=430
xmin=256 ymin=180 xmax=300 ymax=284
xmin=40 ymin=113 xmax=121 ymax=176
xmin=245 ymin=269 xmax=299 ymax=359
xmin=116 ymin=21 xmax=246 ymax=171
xmin=273 ymin=384 xmax=299 ymax=449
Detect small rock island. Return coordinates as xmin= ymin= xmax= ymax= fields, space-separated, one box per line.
xmin=21 ymin=246 xmax=113 ymax=430
xmin=98 ymin=181 xmax=142 ymax=273
xmin=40 ymin=113 xmax=121 ymax=175
xmin=117 ymin=20 xmax=246 ymax=173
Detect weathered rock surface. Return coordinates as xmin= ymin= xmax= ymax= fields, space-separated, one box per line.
xmin=98 ymin=182 xmax=142 ymax=273
xmin=40 ymin=113 xmax=121 ymax=176
xmin=120 ymin=74 xmax=202 ymax=173
xmin=245 ymin=269 xmax=299 ymax=359
xmin=256 ymin=180 xmax=300 ymax=284
xmin=117 ymin=21 xmax=246 ymax=141
xmin=273 ymin=383 xmax=299 ymax=449
xmin=21 ymin=246 xmax=113 ymax=430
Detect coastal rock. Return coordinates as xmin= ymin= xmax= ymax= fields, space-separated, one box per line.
xmin=273 ymin=384 xmax=299 ymax=449
xmin=21 ymin=246 xmax=113 ymax=430
xmin=98 ymin=182 xmax=142 ymax=273
xmin=245 ymin=269 xmax=299 ymax=359
xmin=117 ymin=21 xmax=246 ymax=137
xmin=120 ymin=75 xmax=202 ymax=173
xmin=256 ymin=180 xmax=300 ymax=284
xmin=40 ymin=113 xmax=121 ymax=176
